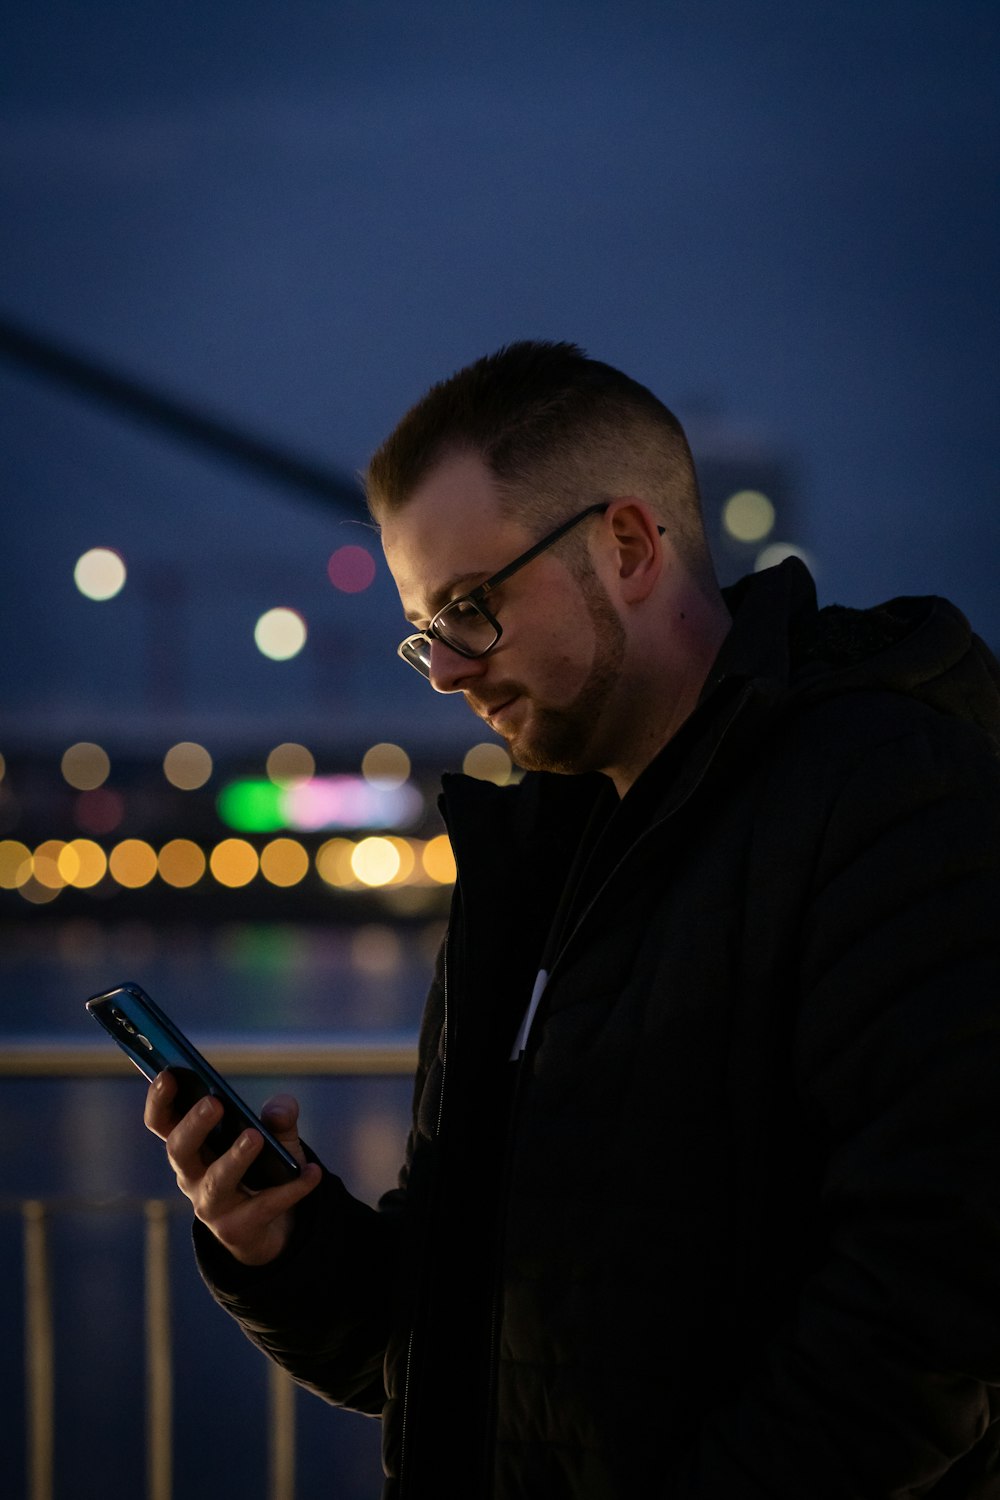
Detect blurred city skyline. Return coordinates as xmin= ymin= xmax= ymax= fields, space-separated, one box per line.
xmin=2 ymin=1 xmax=997 ymax=763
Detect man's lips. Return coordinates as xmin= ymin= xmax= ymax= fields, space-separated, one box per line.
xmin=474 ymin=694 xmax=519 ymax=727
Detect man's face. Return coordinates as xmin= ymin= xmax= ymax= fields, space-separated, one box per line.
xmin=380 ymin=452 xmax=627 ymax=776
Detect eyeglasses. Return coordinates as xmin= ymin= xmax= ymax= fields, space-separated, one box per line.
xmin=398 ymin=502 xmax=610 ymax=679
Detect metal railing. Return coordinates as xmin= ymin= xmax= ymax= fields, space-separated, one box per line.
xmin=17 ymin=1195 xmax=299 ymax=1500
xmin=0 ymin=1034 xmax=418 ymax=1080
xmin=4 ymin=1034 xmax=418 ymax=1500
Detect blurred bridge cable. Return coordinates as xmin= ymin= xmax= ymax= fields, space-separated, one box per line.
xmin=0 ymin=312 xmax=367 ymax=518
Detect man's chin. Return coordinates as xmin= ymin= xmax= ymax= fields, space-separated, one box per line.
xmin=501 ymin=712 xmax=593 ymax=777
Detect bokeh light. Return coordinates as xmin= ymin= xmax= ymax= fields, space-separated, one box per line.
xmin=260 ymin=837 xmax=310 ymax=887
xmin=0 ymin=840 xmax=33 ymax=889
xmin=18 ymin=877 xmax=59 ymax=906
xmin=74 ymin=547 xmax=127 ymax=601
xmin=210 ymin=838 xmax=259 ymax=887
xmin=462 ymin=742 xmax=513 ymax=784
xmin=254 ymin=607 xmax=307 ymax=661
xmin=361 ymin=742 xmax=411 ymax=789
xmin=109 ymin=839 xmax=158 ymax=889
xmin=164 ymin=742 xmax=213 ymax=790
xmin=158 ymin=839 xmax=206 ymax=888
xmin=327 ymin=544 xmax=377 ymax=593
xmin=722 ymin=490 xmax=776 ymax=544
xmin=74 ymin=788 xmax=124 ymax=835
xmin=385 ymin=836 xmax=416 ymax=884
xmin=285 ymin=775 xmax=422 ymax=831
xmin=266 ymin=742 xmax=315 ymax=787
xmin=59 ymin=839 xmax=107 ymax=889
xmin=422 ymin=834 xmax=457 ymax=885
xmin=316 ymin=837 xmax=358 ymax=889
xmin=217 ymin=780 xmax=285 ymax=833
xmin=33 ymin=840 xmax=68 ymax=889
xmin=62 ymin=742 xmax=110 ymax=790
xmin=351 ymin=836 xmax=401 ymax=887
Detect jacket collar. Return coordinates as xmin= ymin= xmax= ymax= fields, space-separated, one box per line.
xmin=439 ymin=557 xmax=820 ymax=858
xmin=615 ymin=558 xmax=819 ymax=822
xmin=703 ymin=556 xmax=819 ymax=704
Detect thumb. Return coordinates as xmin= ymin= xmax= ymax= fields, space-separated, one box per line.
xmin=260 ymin=1092 xmax=308 ymax=1166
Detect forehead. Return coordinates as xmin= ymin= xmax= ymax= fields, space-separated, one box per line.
xmin=380 ymin=453 xmax=532 ymax=619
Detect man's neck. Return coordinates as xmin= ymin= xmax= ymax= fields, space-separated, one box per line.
xmin=606 ymin=591 xmax=732 ymax=796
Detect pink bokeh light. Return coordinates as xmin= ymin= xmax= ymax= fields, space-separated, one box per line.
xmin=327 ymin=545 xmax=377 ymax=594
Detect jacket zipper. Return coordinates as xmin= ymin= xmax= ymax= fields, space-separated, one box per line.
xmin=397 ymin=1327 xmax=416 ymax=1496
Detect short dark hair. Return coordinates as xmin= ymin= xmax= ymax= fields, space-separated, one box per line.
xmin=366 ymin=340 xmax=716 ymax=589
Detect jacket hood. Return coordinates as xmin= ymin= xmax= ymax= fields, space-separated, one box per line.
xmin=722 ymin=559 xmax=1000 ymax=755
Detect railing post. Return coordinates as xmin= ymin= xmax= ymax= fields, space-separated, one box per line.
xmin=145 ymin=1199 xmax=173 ymax=1500
xmin=268 ymin=1362 xmax=296 ymax=1500
xmin=23 ymin=1199 xmax=54 ymax=1500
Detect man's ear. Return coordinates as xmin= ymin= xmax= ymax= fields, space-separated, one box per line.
xmin=605 ymin=500 xmax=664 ymax=604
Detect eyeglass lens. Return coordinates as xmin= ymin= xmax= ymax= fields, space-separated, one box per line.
xmin=434 ymin=599 xmax=497 ymax=655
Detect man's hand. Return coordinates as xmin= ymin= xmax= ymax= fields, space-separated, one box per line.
xmin=144 ymin=1071 xmax=322 ymax=1267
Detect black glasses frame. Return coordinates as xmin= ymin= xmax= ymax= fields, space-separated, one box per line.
xmin=398 ymin=502 xmax=610 ymax=678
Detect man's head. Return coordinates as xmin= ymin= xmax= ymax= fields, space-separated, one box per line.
xmin=366 ymin=340 xmax=716 ymax=596
xmin=370 ymin=343 xmax=730 ymax=792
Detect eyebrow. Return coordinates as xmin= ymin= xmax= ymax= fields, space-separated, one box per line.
xmin=404 ymin=570 xmax=490 ymax=624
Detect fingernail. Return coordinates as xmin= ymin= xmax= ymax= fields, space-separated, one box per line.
xmin=198 ymin=1097 xmax=216 ymax=1119
xmin=237 ymin=1132 xmax=254 ymax=1153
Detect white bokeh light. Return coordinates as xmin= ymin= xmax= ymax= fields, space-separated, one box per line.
xmin=74 ymin=548 xmax=126 ymax=601
xmin=254 ymin=607 xmax=307 ymax=661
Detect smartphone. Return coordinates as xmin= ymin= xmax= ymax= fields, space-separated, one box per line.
xmin=86 ymin=981 xmax=301 ymax=1191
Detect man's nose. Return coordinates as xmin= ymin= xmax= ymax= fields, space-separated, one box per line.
xmin=427 ymin=638 xmax=487 ymax=695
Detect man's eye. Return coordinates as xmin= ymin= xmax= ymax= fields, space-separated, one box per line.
xmin=448 ymin=599 xmax=480 ymax=620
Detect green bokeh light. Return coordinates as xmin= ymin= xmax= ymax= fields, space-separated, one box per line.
xmin=216 ymin=779 xmax=285 ymax=833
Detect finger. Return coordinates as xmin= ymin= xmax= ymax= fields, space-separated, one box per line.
xmin=259 ymin=1093 xmax=309 ymax=1168
xmin=204 ymin=1129 xmax=322 ymax=1212
xmin=144 ymin=1069 xmax=180 ymax=1140
xmin=164 ymin=1093 xmax=224 ymax=1182
xmin=248 ymin=1156 xmax=323 ymax=1213
xmin=197 ymin=1141 xmax=323 ymax=1259
xmin=197 ymin=1124 xmax=270 ymax=1201
xmin=260 ymin=1092 xmax=301 ymax=1138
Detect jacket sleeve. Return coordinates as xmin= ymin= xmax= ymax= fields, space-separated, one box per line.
xmin=676 ymin=710 xmax=1000 ymax=1497
xmin=193 ymin=1162 xmax=400 ymax=1413
xmin=193 ymin=936 xmax=448 ymax=1415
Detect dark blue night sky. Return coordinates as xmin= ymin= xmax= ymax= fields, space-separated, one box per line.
xmin=2 ymin=0 xmax=997 ymax=756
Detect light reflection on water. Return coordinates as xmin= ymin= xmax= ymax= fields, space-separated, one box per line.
xmin=1 ymin=915 xmax=441 ymax=1032
xmin=0 ymin=918 xmax=436 ymax=1500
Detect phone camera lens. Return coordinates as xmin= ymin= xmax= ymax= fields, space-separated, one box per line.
xmin=111 ymin=1007 xmax=137 ymax=1035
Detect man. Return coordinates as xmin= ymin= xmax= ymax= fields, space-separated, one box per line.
xmin=147 ymin=342 xmax=1000 ymax=1497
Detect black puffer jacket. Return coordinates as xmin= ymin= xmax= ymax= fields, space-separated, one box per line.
xmin=197 ymin=560 xmax=1000 ymax=1498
